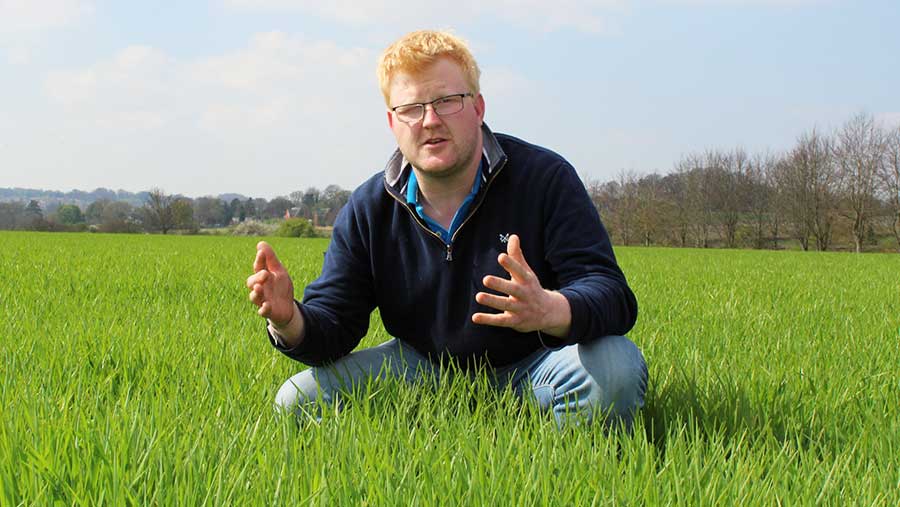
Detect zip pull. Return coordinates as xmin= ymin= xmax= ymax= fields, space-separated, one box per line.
xmin=445 ymin=244 xmax=453 ymax=262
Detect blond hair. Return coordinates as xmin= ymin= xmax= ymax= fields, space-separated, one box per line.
xmin=377 ymin=30 xmax=481 ymax=106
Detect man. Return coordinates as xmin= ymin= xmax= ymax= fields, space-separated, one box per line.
xmin=246 ymin=30 xmax=647 ymax=427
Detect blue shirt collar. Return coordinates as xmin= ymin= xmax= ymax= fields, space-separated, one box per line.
xmin=405 ymin=158 xmax=485 ymax=206
xmin=405 ymin=158 xmax=485 ymax=243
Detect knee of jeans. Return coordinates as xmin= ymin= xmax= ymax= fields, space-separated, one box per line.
xmin=274 ymin=370 xmax=320 ymax=412
xmin=531 ymin=385 xmax=555 ymax=411
xmin=578 ymin=335 xmax=648 ymax=415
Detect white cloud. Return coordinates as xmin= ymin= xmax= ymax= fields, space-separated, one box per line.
xmin=224 ymin=0 xmax=626 ymax=34
xmin=45 ymin=32 xmax=380 ymax=131
xmin=35 ymin=32 xmax=401 ymax=195
xmin=45 ymin=45 xmax=176 ymax=129
xmin=32 ymin=31 xmax=543 ymax=196
xmin=0 ymin=0 xmax=93 ymax=33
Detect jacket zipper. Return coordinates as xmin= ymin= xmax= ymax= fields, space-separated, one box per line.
xmin=385 ymin=188 xmax=450 ymax=259
xmin=384 ymin=156 xmax=508 ymax=262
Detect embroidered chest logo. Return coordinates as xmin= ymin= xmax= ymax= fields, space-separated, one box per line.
xmin=499 ymin=233 xmax=510 ymax=244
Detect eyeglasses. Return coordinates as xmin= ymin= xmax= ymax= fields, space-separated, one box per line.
xmin=391 ymin=93 xmax=473 ymax=125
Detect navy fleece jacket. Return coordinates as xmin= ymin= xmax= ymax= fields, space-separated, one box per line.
xmin=270 ymin=125 xmax=637 ymax=368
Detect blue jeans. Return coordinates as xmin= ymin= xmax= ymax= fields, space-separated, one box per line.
xmin=275 ymin=335 xmax=648 ymax=428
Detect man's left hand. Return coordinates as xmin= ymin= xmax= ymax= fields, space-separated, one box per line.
xmin=472 ymin=234 xmax=571 ymax=337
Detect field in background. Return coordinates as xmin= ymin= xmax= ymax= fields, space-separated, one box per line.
xmin=1 ymin=231 xmax=898 ymax=504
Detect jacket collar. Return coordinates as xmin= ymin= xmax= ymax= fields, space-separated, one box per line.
xmin=383 ymin=122 xmax=508 ymax=193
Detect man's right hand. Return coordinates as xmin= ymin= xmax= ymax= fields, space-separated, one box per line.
xmin=247 ymin=241 xmax=304 ymax=344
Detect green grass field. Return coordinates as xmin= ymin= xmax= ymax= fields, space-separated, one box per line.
xmin=1 ymin=231 xmax=898 ymax=505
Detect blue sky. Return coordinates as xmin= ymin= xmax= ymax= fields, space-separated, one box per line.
xmin=1 ymin=0 xmax=898 ymax=198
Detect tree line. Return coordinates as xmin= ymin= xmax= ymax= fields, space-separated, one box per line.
xmin=587 ymin=113 xmax=900 ymax=253
xmin=0 ymin=185 xmax=351 ymax=235
xmin=3 ymin=112 xmax=899 ymax=252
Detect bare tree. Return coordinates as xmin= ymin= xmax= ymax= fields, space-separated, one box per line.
xmin=320 ymin=184 xmax=351 ymax=226
xmin=321 ymin=184 xmax=350 ymax=210
xmin=683 ymin=165 xmax=706 ymax=247
xmin=834 ymin=113 xmax=884 ymax=253
xmin=686 ymin=152 xmax=728 ymax=248
xmin=661 ymin=170 xmax=691 ymax=247
xmin=614 ymin=171 xmax=640 ymax=246
xmin=773 ymin=155 xmax=811 ymax=250
xmin=142 ymin=189 xmax=193 ymax=234
xmin=719 ymin=148 xmax=751 ymax=248
xmin=773 ymin=129 xmax=838 ymax=251
xmin=800 ymin=130 xmax=839 ymax=251
xmin=634 ymin=173 xmax=668 ymax=246
xmin=766 ymin=156 xmax=784 ymax=249
xmin=289 ymin=190 xmax=303 ymax=206
xmin=746 ymin=152 xmax=776 ymax=249
xmin=880 ymin=125 xmax=900 ymax=250
xmin=144 ymin=188 xmax=176 ymax=234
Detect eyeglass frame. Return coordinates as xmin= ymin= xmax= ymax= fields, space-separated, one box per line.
xmin=390 ymin=92 xmax=475 ymax=125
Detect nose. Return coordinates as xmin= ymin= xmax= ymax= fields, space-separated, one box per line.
xmin=421 ymin=104 xmax=443 ymax=128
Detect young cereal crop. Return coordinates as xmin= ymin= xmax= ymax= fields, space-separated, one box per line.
xmin=0 ymin=231 xmax=898 ymax=505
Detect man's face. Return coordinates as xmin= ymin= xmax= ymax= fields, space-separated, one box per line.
xmin=386 ymin=57 xmax=485 ymax=180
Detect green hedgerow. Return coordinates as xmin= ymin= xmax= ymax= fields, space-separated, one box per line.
xmin=276 ymin=217 xmax=317 ymax=238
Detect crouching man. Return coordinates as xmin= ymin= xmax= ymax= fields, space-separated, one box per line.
xmin=247 ymin=30 xmax=647 ymax=428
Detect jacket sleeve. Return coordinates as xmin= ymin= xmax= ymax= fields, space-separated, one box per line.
xmin=540 ymin=162 xmax=638 ymax=347
xmin=268 ymin=194 xmax=376 ymax=366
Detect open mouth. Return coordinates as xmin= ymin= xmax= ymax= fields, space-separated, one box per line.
xmin=423 ymin=138 xmax=446 ymax=146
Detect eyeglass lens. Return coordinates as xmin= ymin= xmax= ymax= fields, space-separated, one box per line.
xmin=395 ymin=95 xmax=465 ymax=123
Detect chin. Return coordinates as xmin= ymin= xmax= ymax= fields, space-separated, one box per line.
xmin=415 ymin=157 xmax=456 ymax=174
xmin=419 ymin=162 xmax=462 ymax=178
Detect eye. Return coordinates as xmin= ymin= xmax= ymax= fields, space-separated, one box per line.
xmin=394 ymin=105 xmax=418 ymax=115
xmin=433 ymin=95 xmax=463 ymax=114
xmin=393 ymin=104 xmax=423 ymax=122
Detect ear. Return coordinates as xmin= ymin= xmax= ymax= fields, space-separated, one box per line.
xmin=386 ymin=109 xmax=395 ymax=129
xmin=474 ymin=93 xmax=486 ymax=125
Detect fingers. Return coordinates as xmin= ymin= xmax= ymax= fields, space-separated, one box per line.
xmin=471 ymin=311 xmax=515 ymax=327
xmin=249 ymin=242 xmax=295 ymax=323
xmin=482 ymin=275 xmax=526 ymax=299
xmin=474 ymin=235 xmax=551 ymax=332
xmin=253 ymin=243 xmax=267 ymax=272
xmin=248 ymin=282 xmax=265 ymax=304
xmin=507 ymin=234 xmax=524 ymax=261
xmin=246 ymin=270 xmax=269 ymax=290
xmin=248 ymin=258 xmax=270 ymax=310
xmin=255 ymin=241 xmax=284 ymax=272
xmin=248 ymin=266 xmax=269 ymax=306
xmin=475 ymin=291 xmax=516 ymax=312
xmin=498 ymin=253 xmax=532 ymax=282
xmin=498 ymin=234 xmax=533 ymax=282
xmin=506 ymin=233 xmax=518 ymax=254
